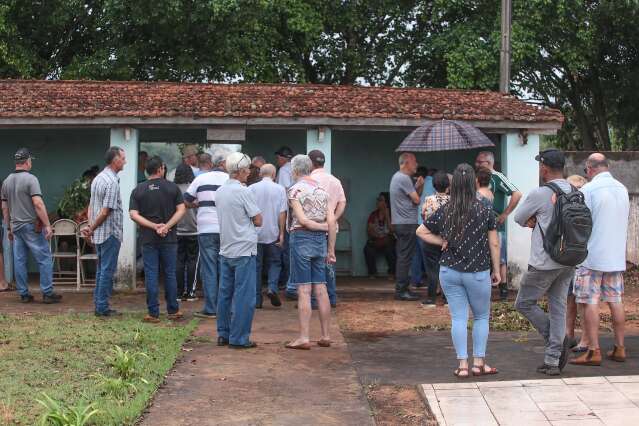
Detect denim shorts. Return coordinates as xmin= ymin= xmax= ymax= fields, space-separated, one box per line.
xmin=289 ymin=230 xmax=327 ymax=286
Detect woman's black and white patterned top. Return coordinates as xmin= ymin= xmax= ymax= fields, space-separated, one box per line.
xmin=425 ymin=199 xmax=497 ymax=272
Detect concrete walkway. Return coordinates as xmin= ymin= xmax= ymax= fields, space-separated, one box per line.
xmin=141 ymin=303 xmax=373 ymax=426
xmin=422 ymin=375 xmax=639 ymax=426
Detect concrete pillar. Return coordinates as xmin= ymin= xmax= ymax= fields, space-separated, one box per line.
xmin=307 ymin=127 xmax=332 ymax=173
xmin=110 ymin=128 xmax=138 ymax=289
xmin=502 ymin=132 xmax=540 ymax=288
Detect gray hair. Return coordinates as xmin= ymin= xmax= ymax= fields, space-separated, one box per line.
xmin=477 ymin=151 xmax=495 ymax=166
xmin=260 ymin=163 xmax=276 ymax=178
xmin=211 ymin=152 xmax=226 ymax=166
xmin=226 ymin=152 xmax=251 ymax=174
xmin=252 ymin=155 xmax=266 ymax=165
xmin=198 ymin=153 xmax=212 ymax=168
xmin=291 ymin=154 xmax=312 ymax=178
xmin=398 ymin=152 xmax=415 ymax=167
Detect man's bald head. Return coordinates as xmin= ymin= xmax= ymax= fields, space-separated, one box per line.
xmin=260 ymin=163 xmax=277 ymax=179
xmin=586 ymin=153 xmax=609 ymax=170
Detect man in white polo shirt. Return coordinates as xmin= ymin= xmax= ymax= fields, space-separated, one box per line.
xmin=571 ymin=153 xmax=630 ymax=366
xmin=184 ymin=154 xmax=228 ymax=319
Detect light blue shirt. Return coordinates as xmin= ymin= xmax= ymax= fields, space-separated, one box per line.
xmin=417 ymin=176 xmax=435 ymax=224
xmin=581 ymin=172 xmax=629 ymax=272
xmin=249 ymin=177 xmax=287 ymax=244
xmin=277 ymin=162 xmax=293 ymax=189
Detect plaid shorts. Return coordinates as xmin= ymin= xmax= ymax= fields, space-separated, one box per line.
xmin=574 ymin=266 xmax=624 ymax=304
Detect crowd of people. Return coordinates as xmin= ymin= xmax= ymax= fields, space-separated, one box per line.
xmin=0 ymin=143 xmax=631 ymax=368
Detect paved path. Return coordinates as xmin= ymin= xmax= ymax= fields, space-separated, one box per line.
xmin=421 ymin=375 xmax=639 ymax=425
xmin=141 ymin=304 xmax=373 ymax=426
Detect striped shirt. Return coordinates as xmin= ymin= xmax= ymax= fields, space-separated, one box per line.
xmin=89 ymin=167 xmax=123 ymax=245
xmin=184 ymin=170 xmax=229 ymax=234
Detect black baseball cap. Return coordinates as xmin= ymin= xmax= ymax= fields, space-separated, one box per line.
xmin=308 ymin=149 xmax=325 ymax=166
xmin=14 ymin=148 xmax=35 ymax=162
xmin=274 ymin=146 xmax=293 ymax=158
xmin=535 ymin=148 xmax=565 ymax=168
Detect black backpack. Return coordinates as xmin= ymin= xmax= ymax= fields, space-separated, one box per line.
xmin=539 ymin=182 xmax=593 ymax=266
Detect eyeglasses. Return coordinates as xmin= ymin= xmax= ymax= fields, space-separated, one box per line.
xmin=583 ymin=167 xmax=589 ymax=174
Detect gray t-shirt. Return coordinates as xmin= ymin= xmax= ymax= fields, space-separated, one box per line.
xmin=215 ymin=179 xmax=261 ymax=258
xmin=390 ymin=171 xmax=418 ymax=225
xmin=177 ymin=183 xmax=198 ymax=236
xmin=514 ymin=179 xmax=572 ymax=270
xmin=1 ymin=171 xmax=42 ymax=231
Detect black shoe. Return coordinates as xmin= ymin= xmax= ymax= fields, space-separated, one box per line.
xmin=20 ymin=294 xmax=34 ymax=303
xmin=256 ymin=301 xmax=263 ymax=309
xmin=559 ymin=336 xmax=571 ymax=372
xmin=537 ymin=363 xmax=561 ymax=376
xmin=331 ymin=303 xmax=337 ymax=309
xmin=267 ymin=291 xmax=282 ymax=307
xmin=229 ymin=341 xmax=257 ymax=349
xmin=193 ymin=311 xmax=216 ymax=319
xmin=95 ymin=309 xmax=121 ymax=317
xmin=421 ymin=298 xmax=436 ymax=306
xmin=567 ymin=336 xmax=578 ymax=349
xmin=394 ymin=291 xmax=419 ymax=301
xmin=285 ymin=292 xmax=298 ymax=301
xmin=499 ymin=283 xmax=508 ymax=301
xmin=217 ymin=337 xmax=229 ymax=346
xmin=43 ymin=292 xmax=62 ymax=304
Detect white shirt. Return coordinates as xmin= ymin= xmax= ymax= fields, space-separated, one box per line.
xmin=581 ymin=172 xmax=629 ymax=272
xmin=277 ymin=162 xmax=293 ymax=189
xmin=249 ymin=177 xmax=287 ymax=244
xmin=184 ymin=170 xmax=229 ymax=234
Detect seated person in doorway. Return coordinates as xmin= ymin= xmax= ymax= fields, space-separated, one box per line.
xmin=364 ymin=192 xmax=396 ymax=279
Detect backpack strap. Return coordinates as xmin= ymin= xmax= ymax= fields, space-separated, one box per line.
xmin=544 ymin=181 xmax=576 ymax=195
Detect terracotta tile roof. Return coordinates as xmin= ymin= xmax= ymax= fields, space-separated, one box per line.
xmin=0 ymin=79 xmax=563 ymax=124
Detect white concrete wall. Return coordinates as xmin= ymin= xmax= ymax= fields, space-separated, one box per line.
xmin=110 ymin=128 xmax=138 ymax=289
xmin=307 ymin=128 xmax=332 ymax=173
xmin=503 ymin=132 xmax=540 ymax=288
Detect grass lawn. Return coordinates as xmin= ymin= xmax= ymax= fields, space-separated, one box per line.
xmin=0 ymin=312 xmax=197 ymax=425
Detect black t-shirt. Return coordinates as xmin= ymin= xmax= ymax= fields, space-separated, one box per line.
xmin=425 ymin=199 xmax=497 ymax=272
xmin=129 ymin=178 xmax=183 ymax=245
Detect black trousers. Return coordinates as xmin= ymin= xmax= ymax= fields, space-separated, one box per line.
xmin=363 ymin=239 xmax=396 ymax=276
xmin=394 ymin=224 xmax=418 ymax=293
xmin=177 ymin=235 xmax=198 ymax=296
xmin=421 ymin=241 xmax=442 ymax=298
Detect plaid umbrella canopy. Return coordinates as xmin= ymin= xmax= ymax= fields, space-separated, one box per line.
xmin=396 ymin=119 xmax=495 ymax=152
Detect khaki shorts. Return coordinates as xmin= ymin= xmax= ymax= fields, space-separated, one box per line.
xmin=574 ymin=267 xmax=624 ymax=305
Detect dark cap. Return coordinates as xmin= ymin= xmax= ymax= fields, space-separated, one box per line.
xmin=274 ymin=146 xmax=293 ymax=159
xmin=535 ymin=148 xmax=565 ymax=168
xmin=14 ymin=148 xmax=35 ymax=162
xmin=308 ymin=149 xmax=325 ymax=166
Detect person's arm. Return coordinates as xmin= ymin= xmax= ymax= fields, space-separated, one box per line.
xmin=513 ymin=189 xmax=541 ymax=228
xmin=130 ymin=209 xmax=163 ymax=231
xmin=84 ymin=207 xmax=112 ymax=237
xmin=415 ymin=176 xmax=425 ymax=196
xmin=157 ymin=204 xmax=187 ymax=237
xmin=498 ymin=190 xmax=523 ymax=224
xmin=2 ymin=201 xmax=11 ymax=240
xmin=277 ymin=211 xmax=286 ymax=246
xmin=290 ymin=199 xmax=329 ymax=232
xmin=31 ymin=196 xmax=52 ymax=239
xmin=416 ymin=223 xmax=445 ymax=246
xmin=326 ymin=207 xmax=337 ymax=264
xmin=488 ymin=229 xmax=501 ymax=285
xmin=334 ymin=200 xmax=346 ymax=221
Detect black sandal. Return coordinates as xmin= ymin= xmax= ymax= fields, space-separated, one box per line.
xmin=472 ymin=365 xmax=498 ymax=376
xmin=454 ymin=367 xmax=469 ymax=378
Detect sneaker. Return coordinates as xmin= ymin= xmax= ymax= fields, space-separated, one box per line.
xmin=95 ymin=309 xmax=121 ymax=317
xmin=20 ymin=294 xmax=34 ymax=303
xmin=537 ymin=363 xmax=561 ymax=376
xmin=167 ymin=311 xmax=184 ymax=321
xmin=43 ymin=292 xmax=63 ymax=304
xmin=193 ymin=311 xmax=216 ymax=319
xmin=217 ymin=337 xmax=229 ymax=346
xmin=559 ymin=336 xmax=571 ymax=371
xmin=498 ymin=283 xmax=508 ymax=301
xmin=143 ymin=315 xmax=161 ymax=323
xmin=186 ymin=293 xmax=198 ymax=302
xmin=180 ymin=295 xmax=188 ymax=302
xmin=267 ymin=291 xmax=282 ymax=307
xmin=421 ymin=298 xmax=436 ymax=307
xmin=394 ymin=291 xmax=419 ymax=301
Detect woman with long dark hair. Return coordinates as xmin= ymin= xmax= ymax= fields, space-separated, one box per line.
xmin=417 ymin=163 xmax=501 ymax=378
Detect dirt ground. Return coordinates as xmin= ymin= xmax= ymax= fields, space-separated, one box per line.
xmin=366 ymin=385 xmax=437 ymax=426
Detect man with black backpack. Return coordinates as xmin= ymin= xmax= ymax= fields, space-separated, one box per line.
xmin=514 ymin=149 xmax=588 ymax=376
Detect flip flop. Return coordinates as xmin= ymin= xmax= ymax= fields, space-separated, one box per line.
xmin=317 ymin=339 xmax=331 ymax=347
xmin=285 ymin=342 xmax=311 ymax=350
xmin=472 ymin=365 xmax=499 ymax=376
xmin=453 ymin=367 xmax=469 ymax=378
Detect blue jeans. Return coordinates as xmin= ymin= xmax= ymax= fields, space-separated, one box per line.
xmin=410 ymin=240 xmax=425 ymax=284
xmin=13 ymin=223 xmax=53 ymax=296
xmin=217 ymin=255 xmax=257 ymax=346
xmin=94 ymin=235 xmax=120 ymax=313
xmin=142 ymin=243 xmax=179 ymax=317
xmin=198 ymin=233 xmax=220 ymax=314
xmin=440 ymin=267 xmax=492 ymax=359
xmin=256 ymin=242 xmax=282 ymax=305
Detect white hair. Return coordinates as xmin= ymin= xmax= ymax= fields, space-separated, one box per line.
xmin=226 ymin=152 xmax=251 ymax=174
xmin=291 ymin=154 xmax=312 ymax=178
xmin=398 ymin=152 xmax=414 ymax=167
xmin=477 ymin=151 xmax=495 ymax=166
xmin=260 ymin=163 xmax=276 ymax=177
xmin=211 ymin=152 xmax=226 ymax=166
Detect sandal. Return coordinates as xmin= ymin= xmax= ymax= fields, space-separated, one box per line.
xmin=317 ymin=339 xmax=331 ymax=347
xmin=453 ymin=367 xmax=469 ymax=378
xmin=285 ymin=342 xmax=311 ymax=350
xmin=472 ymin=365 xmax=499 ymax=376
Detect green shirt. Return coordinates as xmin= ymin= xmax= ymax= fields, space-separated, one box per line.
xmin=490 ymin=170 xmax=519 ymax=231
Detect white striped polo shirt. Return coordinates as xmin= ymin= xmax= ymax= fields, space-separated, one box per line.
xmin=184 ymin=170 xmax=229 ymax=234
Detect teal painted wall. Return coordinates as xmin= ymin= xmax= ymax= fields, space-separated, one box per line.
xmin=332 ymin=130 xmax=501 ymax=276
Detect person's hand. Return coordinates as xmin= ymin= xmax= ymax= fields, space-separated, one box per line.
xmin=7 ymin=229 xmax=13 ymax=241
xmin=415 ymin=176 xmax=425 ymax=189
xmin=155 ymin=223 xmax=168 ymax=237
xmin=43 ymin=225 xmax=53 ymax=241
xmin=276 ymin=234 xmax=285 ymax=248
xmin=525 ymin=216 xmax=537 ymax=229
xmin=326 ymin=251 xmax=336 ymax=264
xmin=81 ymin=226 xmax=93 ymax=238
xmin=491 ymin=271 xmax=501 ymax=286
xmin=497 ymin=213 xmax=508 ymax=225
xmin=441 ymin=240 xmax=448 ymax=251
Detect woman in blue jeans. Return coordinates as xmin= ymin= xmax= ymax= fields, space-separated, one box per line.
xmin=417 ymin=164 xmax=501 ymax=378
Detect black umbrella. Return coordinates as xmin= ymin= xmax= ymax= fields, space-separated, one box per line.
xmin=396 ymin=119 xmax=495 ymax=152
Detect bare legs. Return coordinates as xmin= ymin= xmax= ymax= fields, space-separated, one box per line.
xmin=582 ymin=301 xmax=624 ymax=349
xmin=0 ymin=253 xmax=8 ymax=290
xmin=608 ymin=302 xmax=625 ymax=348
xmin=290 ymin=283 xmax=331 ymax=346
xmin=566 ymin=295 xmax=589 ymax=347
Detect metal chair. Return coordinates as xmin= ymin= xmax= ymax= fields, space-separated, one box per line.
xmin=50 ymin=219 xmax=80 ymax=289
xmin=335 ymin=217 xmax=353 ymax=276
xmin=78 ymin=221 xmax=98 ymax=287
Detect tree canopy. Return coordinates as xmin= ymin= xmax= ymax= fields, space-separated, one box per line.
xmin=1 ymin=0 xmax=637 ymax=150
